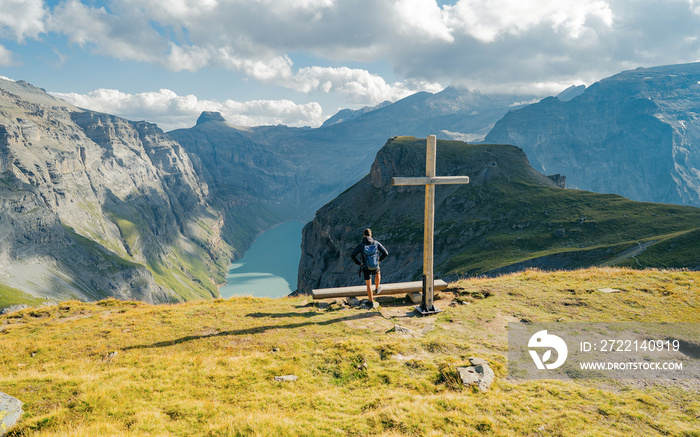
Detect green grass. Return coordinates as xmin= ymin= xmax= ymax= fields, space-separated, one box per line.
xmin=145 ymin=244 xmax=220 ymax=302
xmin=1 ymin=268 xmax=698 ymax=436
xmin=617 ymin=228 xmax=700 ymax=269
xmin=104 ymin=210 xmax=142 ymax=257
xmin=0 ymin=284 xmax=47 ymax=308
xmin=320 ymin=137 xmax=700 ymax=282
xmin=439 ymin=178 xmax=700 ymax=276
xmin=63 ymin=225 xmax=143 ymax=271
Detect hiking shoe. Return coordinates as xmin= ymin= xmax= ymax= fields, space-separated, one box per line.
xmin=375 ymin=286 xmax=383 ymax=295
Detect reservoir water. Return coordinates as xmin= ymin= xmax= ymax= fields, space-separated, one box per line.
xmin=219 ymin=221 xmax=305 ymax=299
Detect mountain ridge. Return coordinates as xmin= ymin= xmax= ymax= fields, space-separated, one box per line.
xmin=485 ymin=62 xmax=700 ymax=207
xmin=298 ymin=136 xmax=700 ymax=293
xmin=168 ymin=87 xmax=540 ymax=254
xmin=0 ymin=78 xmax=229 ymax=303
xmin=4 ymin=62 xmax=700 ymax=307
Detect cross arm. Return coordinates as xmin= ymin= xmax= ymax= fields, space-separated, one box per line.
xmin=391 ymin=176 xmax=470 ymax=186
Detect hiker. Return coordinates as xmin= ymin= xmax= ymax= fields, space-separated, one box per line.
xmin=351 ymin=228 xmax=388 ymax=304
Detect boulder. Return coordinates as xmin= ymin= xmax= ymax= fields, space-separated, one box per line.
xmin=359 ymin=299 xmax=379 ymax=310
xmin=0 ymin=305 xmax=29 ymax=315
xmin=274 ymin=375 xmax=298 ymax=382
xmin=393 ymin=325 xmax=416 ymax=335
xmin=456 ymin=357 xmax=495 ymax=392
xmin=0 ymin=392 xmax=23 ymax=435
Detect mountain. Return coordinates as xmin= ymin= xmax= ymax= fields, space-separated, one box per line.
xmin=3 ymin=268 xmax=699 ymax=436
xmin=0 ymin=78 xmax=229 ymax=303
xmin=320 ymin=101 xmax=391 ymax=127
xmin=169 ymin=87 xmax=536 ymax=241
xmin=485 ymin=62 xmax=700 ymax=207
xmin=315 ymin=86 xmax=536 ymax=144
xmin=0 ymin=77 xmax=534 ymax=306
xmin=555 ymin=84 xmax=585 ymax=101
xmin=297 ymin=137 xmax=700 ymax=293
xmin=167 ymin=112 xmax=294 ymax=252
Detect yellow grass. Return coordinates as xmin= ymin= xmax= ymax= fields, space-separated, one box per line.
xmin=0 ymin=267 xmax=698 ymax=436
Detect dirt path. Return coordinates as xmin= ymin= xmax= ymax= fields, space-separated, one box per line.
xmin=599 ymin=240 xmax=655 ymax=267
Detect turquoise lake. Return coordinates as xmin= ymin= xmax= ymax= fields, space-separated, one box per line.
xmin=219 ymin=221 xmax=305 ymax=299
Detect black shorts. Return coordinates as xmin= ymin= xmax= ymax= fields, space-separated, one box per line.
xmin=362 ymin=267 xmax=380 ymax=281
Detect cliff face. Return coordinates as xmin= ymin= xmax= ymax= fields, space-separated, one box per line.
xmin=0 ymin=79 xmax=228 ymax=303
xmin=169 ymin=88 xmax=534 ymax=253
xmin=485 ymin=63 xmax=700 ymax=207
xmin=297 ymin=137 xmax=560 ymax=293
xmin=168 ymin=113 xmax=307 ymax=252
xmin=297 ymin=137 xmax=700 ymax=293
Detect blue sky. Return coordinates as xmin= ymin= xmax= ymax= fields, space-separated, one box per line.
xmin=2 ymin=0 xmax=700 ymax=130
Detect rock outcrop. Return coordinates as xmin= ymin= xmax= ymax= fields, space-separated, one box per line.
xmin=169 ymin=87 xmax=538 ymax=243
xmin=0 ymin=392 xmax=23 ymax=435
xmin=457 ymin=357 xmax=495 ymax=392
xmin=485 ymin=62 xmax=700 ymax=207
xmin=297 ymin=137 xmax=700 ymax=293
xmin=0 ymin=78 xmax=228 ymax=303
xmin=298 ymin=136 xmax=562 ymax=293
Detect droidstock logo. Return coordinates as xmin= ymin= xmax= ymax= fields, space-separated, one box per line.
xmin=528 ymin=330 xmax=568 ymax=370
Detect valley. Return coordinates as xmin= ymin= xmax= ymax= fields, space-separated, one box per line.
xmin=2 ymin=63 xmax=700 ymax=307
xmin=1 ymin=267 xmax=697 ymax=436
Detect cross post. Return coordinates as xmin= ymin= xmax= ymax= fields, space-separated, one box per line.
xmin=391 ymin=135 xmax=470 ymax=315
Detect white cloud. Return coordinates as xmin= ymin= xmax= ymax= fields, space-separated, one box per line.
xmin=287 ymin=66 xmax=443 ymax=104
xmin=0 ymin=0 xmax=45 ymax=41
xmin=6 ymin=0 xmax=700 ymax=120
xmin=690 ymin=0 xmax=700 ymax=14
xmin=0 ymin=44 xmax=16 ymax=66
xmin=164 ymin=44 xmax=441 ymax=106
xmin=47 ymin=0 xmax=165 ymax=61
xmin=50 ymin=88 xmax=325 ymax=130
xmin=38 ymin=0 xmax=624 ymax=99
xmin=444 ymin=0 xmax=613 ymax=42
xmin=393 ymin=0 xmax=453 ymax=42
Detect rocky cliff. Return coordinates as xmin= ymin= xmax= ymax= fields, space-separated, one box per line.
xmin=0 ymin=78 xmax=229 ymax=303
xmin=169 ymin=88 xmax=536 ymax=247
xmin=297 ymin=137 xmax=700 ymax=293
xmin=485 ymin=62 xmax=700 ymax=207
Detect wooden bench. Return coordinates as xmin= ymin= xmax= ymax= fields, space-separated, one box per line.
xmin=312 ymin=279 xmax=448 ymax=300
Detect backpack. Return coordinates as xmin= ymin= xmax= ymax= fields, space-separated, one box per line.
xmin=362 ymin=243 xmax=380 ymax=270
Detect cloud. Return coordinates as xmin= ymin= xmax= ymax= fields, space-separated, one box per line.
xmin=0 ymin=44 xmax=17 ymax=66
xmin=393 ymin=0 xmax=453 ymax=42
xmin=292 ymin=66 xmax=443 ymax=103
xmin=7 ymin=0 xmax=700 ymax=113
xmin=46 ymin=0 xmax=166 ymax=61
xmin=443 ymin=0 xmax=613 ymax=42
xmin=164 ymin=44 xmax=441 ymax=105
xmin=0 ymin=0 xmax=45 ymax=41
xmin=386 ymin=0 xmax=700 ymax=94
xmin=50 ymin=88 xmax=325 ymax=130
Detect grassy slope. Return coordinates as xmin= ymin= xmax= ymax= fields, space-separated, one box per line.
xmin=321 ymin=137 xmax=700 ymax=286
xmin=102 ymin=207 xmax=225 ymax=302
xmin=441 ymin=183 xmax=700 ymax=276
xmin=373 ymin=137 xmax=700 ymax=277
xmin=0 ymin=284 xmax=48 ymax=308
xmin=1 ymin=267 xmax=698 ymax=436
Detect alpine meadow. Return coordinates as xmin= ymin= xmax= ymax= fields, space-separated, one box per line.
xmin=1 ymin=30 xmax=700 ymax=437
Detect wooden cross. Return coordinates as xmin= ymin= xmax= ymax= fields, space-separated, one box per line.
xmin=391 ymin=135 xmax=470 ymax=315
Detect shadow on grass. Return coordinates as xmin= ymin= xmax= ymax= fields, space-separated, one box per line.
xmin=122 ymin=311 xmax=381 ymax=351
xmin=246 ymin=311 xmax=320 ymax=318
